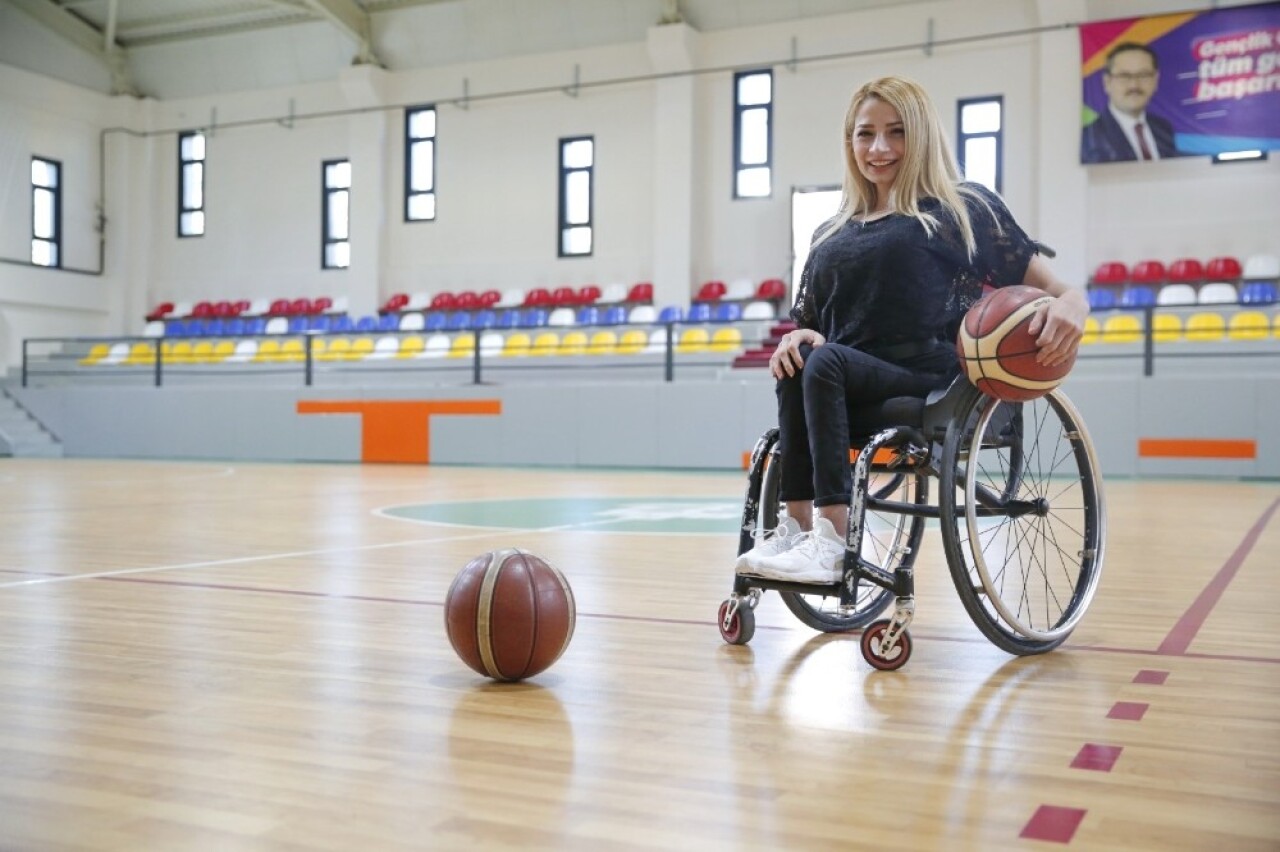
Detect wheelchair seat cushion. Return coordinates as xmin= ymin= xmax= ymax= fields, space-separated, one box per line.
xmin=847 ymin=395 xmax=927 ymax=441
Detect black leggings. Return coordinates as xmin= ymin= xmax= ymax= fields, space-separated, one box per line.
xmin=776 ymin=342 xmax=958 ymax=507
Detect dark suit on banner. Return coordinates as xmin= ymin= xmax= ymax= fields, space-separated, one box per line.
xmin=1081 ymin=110 xmax=1180 ymax=164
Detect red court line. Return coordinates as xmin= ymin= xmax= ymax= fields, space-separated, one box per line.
xmin=1020 ymin=805 xmax=1086 ymax=844
xmin=1107 ymin=701 xmax=1148 ymax=721
xmin=1157 ymin=496 xmax=1280 ymax=656
xmin=1071 ymin=744 xmax=1122 ymax=772
xmin=1132 ymin=669 xmax=1169 ymax=685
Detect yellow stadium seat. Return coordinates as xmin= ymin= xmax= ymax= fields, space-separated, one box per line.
xmin=1151 ymin=313 xmax=1182 ymax=343
xmin=1227 ymin=311 xmax=1269 ymax=341
xmin=448 ymin=333 xmax=476 ymax=358
xmin=318 ymin=337 xmax=351 ymax=361
xmin=79 ymin=343 xmax=110 ymax=366
xmin=348 ymin=337 xmax=376 ymax=360
xmin=560 ymin=331 xmax=589 ymax=356
xmin=124 ymin=341 xmax=157 ymax=365
xmin=1080 ymin=316 xmax=1101 ymax=345
xmin=503 ymin=332 xmax=532 ymax=357
xmin=1184 ymin=312 xmax=1226 ymax=342
xmin=587 ymin=331 xmax=618 ymax=355
xmin=1101 ymin=314 xmax=1142 ymax=344
xmin=187 ymin=340 xmax=216 ymax=364
xmin=530 ymin=332 xmax=560 ymax=356
xmin=710 ymin=327 xmax=743 ymax=353
xmin=676 ymin=328 xmax=710 ymax=354
xmin=279 ymin=338 xmax=306 ymax=362
xmin=397 ymin=335 xmax=426 ymax=358
xmin=254 ymin=339 xmax=282 ymax=363
xmin=210 ymin=340 xmax=236 ymax=363
xmin=616 ymin=329 xmax=648 ymax=355
xmin=166 ymin=340 xmax=194 ymax=364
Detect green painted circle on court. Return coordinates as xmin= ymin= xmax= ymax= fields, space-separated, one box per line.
xmin=382 ymin=496 xmax=743 ymax=535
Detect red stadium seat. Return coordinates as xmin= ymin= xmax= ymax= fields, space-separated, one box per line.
xmin=312 ymin=296 xmax=333 ymax=314
xmin=551 ymin=287 xmax=579 ymax=306
xmin=523 ymin=288 xmax=554 ymax=308
xmin=430 ymin=292 xmax=458 ymax=311
xmin=145 ymin=301 xmax=175 ymax=321
xmin=380 ymin=293 xmax=410 ymax=314
xmin=1205 ymin=256 xmax=1243 ymax=282
xmin=1090 ymin=261 xmax=1128 ymax=287
xmin=192 ymin=301 xmax=215 ymax=318
xmin=755 ymin=278 xmax=786 ymax=302
xmin=1129 ymin=260 xmax=1167 ymax=286
xmin=232 ymin=299 xmax=251 ymax=315
xmin=479 ymin=289 xmax=502 ymax=308
xmin=455 ymin=291 xmax=481 ymax=311
xmin=626 ymin=282 xmax=653 ymax=304
xmin=213 ymin=300 xmax=237 ymax=318
xmin=1167 ymin=258 xmax=1205 ymax=286
xmin=288 ymin=298 xmax=313 ymax=315
xmin=577 ymin=285 xmax=602 ymax=305
xmin=268 ymin=298 xmax=291 ymax=316
xmin=694 ymin=280 xmax=727 ymax=303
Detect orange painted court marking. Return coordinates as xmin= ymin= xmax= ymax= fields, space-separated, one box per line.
xmin=297 ymin=400 xmax=501 ymax=463
xmin=741 ymin=447 xmax=900 ymax=470
xmin=1138 ymin=439 xmax=1256 ymax=460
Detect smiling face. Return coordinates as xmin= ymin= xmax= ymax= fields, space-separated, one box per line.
xmin=1103 ymin=47 xmax=1159 ymax=118
xmin=850 ymin=96 xmax=905 ymax=203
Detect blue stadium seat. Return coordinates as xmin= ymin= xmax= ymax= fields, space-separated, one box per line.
xmin=687 ymin=303 xmax=712 ymax=323
xmin=1241 ymin=281 xmax=1277 ymax=304
xmin=165 ymin=319 xmax=188 ymax=337
xmin=472 ymin=310 xmax=497 ymax=330
xmin=1120 ymin=286 xmax=1156 ymax=309
xmin=657 ymin=305 xmax=684 ymax=323
xmin=712 ymin=302 xmax=743 ymax=322
xmin=244 ymin=317 xmax=267 ymax=335
xmin=602 ymin=306 xmax=628 ymax=326
xmin=354 ymin=315 xmax=379 ymax=333
xmin=331 ymin=314 xmax=355 ymax=333
xmin=424 ymin=312 xmax=447 ymax=332
xmin=498 ymin=309 xmax=522 ymax=329
xmin=1088 ymin=289 xmax=1118 ymax=310
xmin=288 ymin=316 xmax=309 ymax=334
xmin=446 ymin=311 xmax=472 ymax=331
xmin=377 ymin=314 xmax=399 ymax=332
xmin=576 ymin=307 xmax=600 ymax=326
xmin=204 ymin=318 xmax=226 ymax=336
xmin=520 ymin=308 xmax=549 ymax=328
xmin=308 ymin=315 xmax=332 ymax=334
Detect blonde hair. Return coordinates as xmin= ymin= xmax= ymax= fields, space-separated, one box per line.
xmin=815 ymin=76 xmax=991 ymax=257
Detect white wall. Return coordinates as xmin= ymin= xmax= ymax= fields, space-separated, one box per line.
xmin=1 ymin=0 xmax=1278 ymax=375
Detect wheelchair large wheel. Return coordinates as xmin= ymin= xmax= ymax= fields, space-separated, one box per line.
xmin=755 ymin=447 xmax=922 ymax=633
xmin=938 ymin=389 xmax=1105 ymax=655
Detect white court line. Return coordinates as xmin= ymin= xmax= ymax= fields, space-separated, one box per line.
xmin=371 ymin=502 xmax=742 ymax=538
xmin=0 ymin=509 xmax=720 ymax=591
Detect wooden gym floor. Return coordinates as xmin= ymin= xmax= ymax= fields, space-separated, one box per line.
xmin=0 ymin=458 xmax=1276 ymax=850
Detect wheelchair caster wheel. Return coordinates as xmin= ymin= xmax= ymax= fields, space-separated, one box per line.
xmin=718 ymin=599 xmax=755 ymax=646
xmin=860 ymin=620 xmax=912 ymax=671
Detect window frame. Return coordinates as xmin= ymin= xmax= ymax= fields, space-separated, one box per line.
xmin=732 ymin=68 xmax=773 ymax=200
xmin=321 ymin=158 xmax=351 ymax=271
xmin=178 ymin=130 xmax=206 ymax=238
xmin=404 ymin=105 xmax=437 ymax=222
xmin=557 ymin=135 xmax=594 ymax=259
xmin=31 ymin=156 xmax=62 ymax=269
xmin=956 ymin=95 xmax=1003 ymax=194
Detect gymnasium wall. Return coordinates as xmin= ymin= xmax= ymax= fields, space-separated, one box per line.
xmin=7 ymin=370 xmax=1279 ymax=478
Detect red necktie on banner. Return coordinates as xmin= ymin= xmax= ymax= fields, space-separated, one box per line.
xmin=1135 ymin=123 xmax=1153 ymax=160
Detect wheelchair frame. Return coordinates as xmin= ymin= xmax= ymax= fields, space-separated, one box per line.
xmin=719 ymin=377 xmax=1106 ymax=670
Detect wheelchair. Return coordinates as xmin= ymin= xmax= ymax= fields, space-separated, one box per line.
xmin=718 ymin=375 xmax=1105 ymax=670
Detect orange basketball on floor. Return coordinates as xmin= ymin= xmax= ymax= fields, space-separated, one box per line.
xmin=956 ymin=285 xmax=1077 ymax=402
xmin=444 ymin=549 xmax=575 ymax=681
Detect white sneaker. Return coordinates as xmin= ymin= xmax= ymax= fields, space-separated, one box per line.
xmin=751 ymin=517 xmax=845 ymax=584
xmin=735 ymin=516 xmax=804 ymax=574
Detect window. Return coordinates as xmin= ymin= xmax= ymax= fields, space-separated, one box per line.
xmin=322 ymin=159 xmax=350 ymax=269
xmin=178 ymin=131 xmax=205 ymax=237
xmin=791 ymin=185 xmax=841 ymax=295
xmin=558 ymin=136 xmax=593 ymax=257
xmin=31 ymin=157 xmax=61 ymax=268
xmin=733 ymin=70 xmax=772 ymax=199
xmin=405 ymin=106 xmax=436 ymax=221
xmin=957 ymin=96 xmax=1003 ymax=193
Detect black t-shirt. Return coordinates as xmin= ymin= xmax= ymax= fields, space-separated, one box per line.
xmin=791 ymin=183 xmax=1038 ymax=354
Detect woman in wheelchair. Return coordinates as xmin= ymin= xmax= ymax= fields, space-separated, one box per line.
xmin=736 ymin=76 xmax=1088 ymax=585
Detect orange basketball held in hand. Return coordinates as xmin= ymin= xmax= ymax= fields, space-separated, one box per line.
xmin=956 ymin=285 xmax=1077 ymax=402
xmin=444 ymin=549 xmax=576 ymax=682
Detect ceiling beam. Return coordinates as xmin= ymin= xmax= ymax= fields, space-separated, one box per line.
xmin=302 ymin=0 xmax=382 ymax=65
xmin=8 ymin=0 xmax=109 ymax=60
